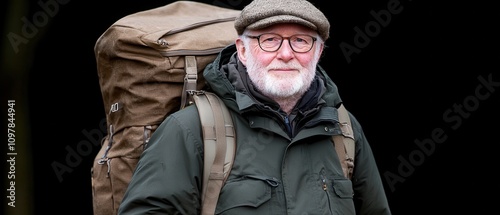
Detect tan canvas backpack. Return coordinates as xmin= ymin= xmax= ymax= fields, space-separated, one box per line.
xmin=91 ymin=1 xmax=240 ymax=214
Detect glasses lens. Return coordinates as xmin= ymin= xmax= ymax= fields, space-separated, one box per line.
xmin=290 ymin=35 xmax=315 ymax=53
xmin=258 ymin=34 xmax=282 ymax=52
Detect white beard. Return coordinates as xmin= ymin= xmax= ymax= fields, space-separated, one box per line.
xmin=245 ymin=53 xmax=318 ymax=99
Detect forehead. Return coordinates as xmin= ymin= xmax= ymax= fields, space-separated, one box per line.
xmin=247 ymin=23 xmax=318 ymax=36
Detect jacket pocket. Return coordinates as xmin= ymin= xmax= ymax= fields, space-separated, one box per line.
xmin=329 ymin=178 xmax=356 ymax=215
xmin=332 ymin=178 xmax=354 ymax=198
xmin=215 ymin=176 xmax=278 ymax=214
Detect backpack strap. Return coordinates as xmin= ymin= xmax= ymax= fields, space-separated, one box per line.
xmin=332 ymin=104 xmax=355 ymax=180
xmin=192 ymin=91 xmax=235 ymax=215
xmin=181 ymin=56 xmax=198 ymax=109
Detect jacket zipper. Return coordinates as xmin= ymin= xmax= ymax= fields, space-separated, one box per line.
xmin=284 ymin=115 xmax=292 ymax=135
xmin=321 ymin=172 xmax=333 ymax=213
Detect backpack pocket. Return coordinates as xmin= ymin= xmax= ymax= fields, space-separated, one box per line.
xmin=91 ymin=125 xmax=156 ymax=215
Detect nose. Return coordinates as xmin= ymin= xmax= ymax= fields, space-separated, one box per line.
xmin=276 ymin=39 xmax=294 ymax=61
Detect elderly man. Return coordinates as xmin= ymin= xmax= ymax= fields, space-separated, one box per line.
xmin=118 ymin=0 xmax=392 ymax=214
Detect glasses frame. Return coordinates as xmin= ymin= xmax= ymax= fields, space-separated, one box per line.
xmin=246 ymin=33 xmax=318 ymax=53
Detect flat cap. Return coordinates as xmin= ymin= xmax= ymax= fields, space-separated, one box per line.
xmin=234 ymin=0 xmax=330 ymax=41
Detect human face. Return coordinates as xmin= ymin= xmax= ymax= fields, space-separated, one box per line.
xmin=236 ymin=23 xmax=323 ymax=99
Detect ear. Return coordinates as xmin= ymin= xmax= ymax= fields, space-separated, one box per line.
xmin=235 ymin=37 xmax=247 ymax=66
xmin=316 ymin=42 xmax=324 ymax=64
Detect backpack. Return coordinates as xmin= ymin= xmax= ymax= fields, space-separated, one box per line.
xmin=91 ymin=1 xmax=240 ymax=214
xmin=91 ymin=1 xmax=355 ymax=214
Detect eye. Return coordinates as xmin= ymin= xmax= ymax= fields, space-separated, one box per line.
xmin=261 ymin=35 xmax=281 ymax=43
xmin=292 ymin=36 xmax=310 ymax=44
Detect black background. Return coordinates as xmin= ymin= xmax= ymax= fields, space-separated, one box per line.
xmin=2 ymin=0 xmax=499 ymax=214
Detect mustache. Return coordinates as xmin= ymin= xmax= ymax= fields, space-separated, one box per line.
xmin=266 ymin=61 xmax=302 ymax=70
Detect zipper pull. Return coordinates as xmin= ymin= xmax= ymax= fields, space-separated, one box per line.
xmin=322 ymin=175 xmax=328 ymax=191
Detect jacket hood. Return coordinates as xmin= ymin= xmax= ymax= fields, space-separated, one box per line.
xmin=203 ymin=44 xmax=343 ymax=112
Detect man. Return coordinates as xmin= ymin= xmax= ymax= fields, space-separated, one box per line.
xmin=118 ymin=0 xmax=392 ymax=214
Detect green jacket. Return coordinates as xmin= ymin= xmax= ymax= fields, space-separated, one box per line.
xmin=118 ymin=44 xmax=391 ymax=215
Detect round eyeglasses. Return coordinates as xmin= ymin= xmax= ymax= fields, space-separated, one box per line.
xmin=246 ymin=33 xmax=317 ymax=53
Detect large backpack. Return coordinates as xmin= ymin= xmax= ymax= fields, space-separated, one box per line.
xmin=91 ymin=1 xmax=240 ymax=214
xmin=91 ymin=1 xmax=355 ymax=214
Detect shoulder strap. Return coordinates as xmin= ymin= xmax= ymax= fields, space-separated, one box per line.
xmin=332 ymin=104 xmax=355 ymax=180
xmin=181 ymin=56 xmax=198 ymax=109
xmin=192 ymin=91 xmax=236 ymax=215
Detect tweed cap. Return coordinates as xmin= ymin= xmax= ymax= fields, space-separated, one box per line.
xmin=234 ymin=0 xmax=330 ymax=41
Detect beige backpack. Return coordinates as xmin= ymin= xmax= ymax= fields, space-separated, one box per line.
xmin=91 ymin=1 xmax=240 ymax=214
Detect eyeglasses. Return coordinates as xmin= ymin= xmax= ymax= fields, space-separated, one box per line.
xmin=245 ymin=33 xmax=317 ymax=53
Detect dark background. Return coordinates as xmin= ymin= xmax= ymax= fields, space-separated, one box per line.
xmin=2 ymin=0 xmax=499 ymax=214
